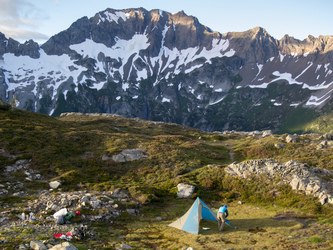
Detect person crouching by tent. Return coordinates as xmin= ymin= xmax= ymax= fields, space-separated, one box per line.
xmin=217 ymin=205 xmax=228 ymax=231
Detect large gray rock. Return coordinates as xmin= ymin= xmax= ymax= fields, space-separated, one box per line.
xmin=176 ymin=183 xmax=195 ymax=198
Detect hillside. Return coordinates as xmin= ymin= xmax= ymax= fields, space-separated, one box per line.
xmin=1 ymin=8 xmax=333 ymax=133
xmin=0 ymin=107 xmax=332 ymax=249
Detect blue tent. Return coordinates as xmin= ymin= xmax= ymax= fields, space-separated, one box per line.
xmin=168 ymin=197 xmax=217 ymax=235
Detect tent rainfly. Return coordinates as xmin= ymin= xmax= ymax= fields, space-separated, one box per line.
xmin=168 ymin=197 xmax=217 ymax=235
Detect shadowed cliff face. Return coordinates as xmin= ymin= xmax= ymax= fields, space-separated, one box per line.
xmin=0 ymin=8 xmax=332 ymax=132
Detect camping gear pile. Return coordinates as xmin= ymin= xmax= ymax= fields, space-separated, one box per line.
xmin=53 ymin=227 xmax=85 ymax=241
xmin=52 ymin=208 xmax=86 ymax=241
xmin=53 ymin=208 xmax=75 ymax=225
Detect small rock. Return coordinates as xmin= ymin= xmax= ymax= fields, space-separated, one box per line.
xmin=48 ymin=242 xmax=78 ymax=250
xmin=30 ymin=241 xmax=47 ymax=250
xmin=119 ymin=244 xmax=131 ymax=249
xmin=0 ymin=189 xmax=8 ymax=196
xmin=127 ymin=209 xmax=138 ymax=216
xmin=274 ymin=143 xmax=285 ymax=148
xmin=90 ymin=199 xmax=102 ymax=209
xmin=286 ymin=134 xmax=296 ymax=143
xmin=49 ymin=181 xmax=61 ymax=189
xmin=262 ymin=130 xmax=273 ymax=137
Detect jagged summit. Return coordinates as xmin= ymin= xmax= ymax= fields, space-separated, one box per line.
xmin=0 ymin=7 xmax=333 ymax=132
xmin=41 ymin=8 xmax=220 ymax=56
xmin=279 ymin=33 xmax=333 ymax=57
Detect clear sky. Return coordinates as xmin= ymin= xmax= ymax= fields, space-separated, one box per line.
xmin=0 ymin=0 xmax=332 ymax=44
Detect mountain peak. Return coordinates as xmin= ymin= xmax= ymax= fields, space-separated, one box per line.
xmin=252 ymin=26 xmax=268 ymax=34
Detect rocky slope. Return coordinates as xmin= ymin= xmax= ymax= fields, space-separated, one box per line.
xmin=225 ymin=158 xmax=333 ymax=205
xmin=0 ymin=8 xmax=333 ymax=132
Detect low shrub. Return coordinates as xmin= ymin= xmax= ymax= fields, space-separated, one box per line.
xmin=308 ymin=236 xmax=324 ymax=243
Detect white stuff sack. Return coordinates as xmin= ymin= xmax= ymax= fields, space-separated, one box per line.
xmin=53 ymin=208 xmax=67 ymax=219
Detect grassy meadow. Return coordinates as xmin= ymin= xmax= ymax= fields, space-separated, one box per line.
xmin=0 ymin=107 xmax=332 ymax=249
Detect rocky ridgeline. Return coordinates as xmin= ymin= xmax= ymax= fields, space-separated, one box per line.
xmin=225 ymin=158 xmax=333 ymax=205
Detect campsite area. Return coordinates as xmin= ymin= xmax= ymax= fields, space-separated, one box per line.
xmin=0 ymin=110 xmax=332 ymax=249
xmin=98 ymin=199 xmax=332 ymax=249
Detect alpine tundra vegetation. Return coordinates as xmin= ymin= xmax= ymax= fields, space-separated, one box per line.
xmin=0 ymin=107 xmax=332 ymax=249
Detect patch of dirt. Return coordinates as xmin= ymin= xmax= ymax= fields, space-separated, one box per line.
xmin=248 ymin=227 xmax=267 ymax=233
xmin=271 ymin=213 xmax=316 ymax=228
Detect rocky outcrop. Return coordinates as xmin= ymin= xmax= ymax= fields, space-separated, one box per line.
xmin=225 ymin=159 xmax=333 ymax=205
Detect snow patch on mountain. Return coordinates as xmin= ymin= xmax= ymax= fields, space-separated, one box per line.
xmin=295 ymin=62 xmax=313 ymax=80
xmin=98 ymin=11 xmax=130 ymax=24
xmin=248 ymin=68 xmax=333 ymax=95
xmin=306 ymin=89 xmax=333 ymax=106
xmin=151 ymin=37 xmax=234 ymax=85
xmin=70 ymin=34 xmax=150 ymax=82
xmin=1 ymin=49 xmax=84 ymax=98
xmin=248 ymin=71 xmax=302 ymax=89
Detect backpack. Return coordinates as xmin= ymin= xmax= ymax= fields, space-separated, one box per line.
xmin=56 ymin=215 xmax=65 ymax=225
xmin=65 ymin=212 xmax=73 ymax=221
